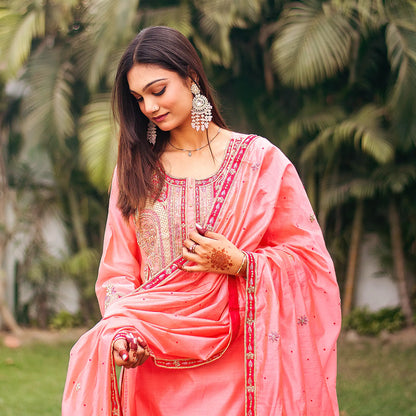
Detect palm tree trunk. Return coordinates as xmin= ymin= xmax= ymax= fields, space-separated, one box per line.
xmin=342 ymin=199 xmax=364 ymax=317
xmin=388 ymin=199 xmax=414 ymax=327
xmin=259 ymin=22 xmax=280 ymax=94
xmin=68 ymin=188 xmax=88 ymax=251
xmin=0 ymin=123 xmax=21 ymax=334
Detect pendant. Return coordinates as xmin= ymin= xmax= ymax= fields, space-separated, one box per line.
xmin=187 ymin=151 xmax=192 ymax=157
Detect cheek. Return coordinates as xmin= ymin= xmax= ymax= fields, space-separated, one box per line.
xmin=167 ymin=87 xmax=193 ymax=113
xmin=138 ymin=102 xmax=145 ymax=114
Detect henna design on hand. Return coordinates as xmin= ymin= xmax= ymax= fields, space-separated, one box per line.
xmin=209 ymin=248 xmax=233 ymax=271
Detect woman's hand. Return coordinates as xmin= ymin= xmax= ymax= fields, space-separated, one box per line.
xmin=112 ymin=334 xmax=150 ymax=368
xmin=182 ymin=225 xmax=246 ymax=276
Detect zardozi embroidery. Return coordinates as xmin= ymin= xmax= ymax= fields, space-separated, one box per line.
xmin=297 ymin=315 xmax=308 ymax=326
xmin=268 ymin=332 xmax=280 ymax=343
xmin=104 ymin=284 xmax=120 ymax=310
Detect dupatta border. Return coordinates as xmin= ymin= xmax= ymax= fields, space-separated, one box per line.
xmin=206 ymin=135 xmax=257 ymax=231
xmin=245 ymin=252 xmax=257 ymax=416
xmin=109 ymin=347 xmax=123 ymax=415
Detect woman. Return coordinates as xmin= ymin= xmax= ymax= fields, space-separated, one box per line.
xmin=62 ymin=26 xmax=341 ymax=415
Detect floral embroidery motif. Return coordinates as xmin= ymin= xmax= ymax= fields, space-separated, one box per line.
xmin=75 ymin=382 xmax=81 ymax=392
xmin=268 ymin=331 xmax=280 ymax=343
xmin=251 ymin=162 xmax=260 ymax=170
xmin=104 ymin=284 xmax=120 ymax=310
xmin=309 ymin=214 xmax=316 ymax=223
xmin=297 ymin=315 xmax=309 ymax=326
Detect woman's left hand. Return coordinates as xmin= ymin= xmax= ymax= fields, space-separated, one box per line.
xmin=182 ymin=227 xmax=246 ymax=276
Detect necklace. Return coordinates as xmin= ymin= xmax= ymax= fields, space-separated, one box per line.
xmin=168 ymin=127 xmax=221 ymax=157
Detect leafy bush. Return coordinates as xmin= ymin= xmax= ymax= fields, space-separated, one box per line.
xmin=343 ymin=307 xmax=406 ymax=336
xmin=49 ymin=310 xmax=82 ymax=330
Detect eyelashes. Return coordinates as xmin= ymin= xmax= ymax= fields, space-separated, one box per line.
xmin=136 ymin=86 xmax=166 ymax=103
xmin=154 ymin=86 xmax=166 ymax=96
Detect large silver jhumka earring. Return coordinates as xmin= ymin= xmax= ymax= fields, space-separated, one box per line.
xmin=147 ymin=120 xmax=157 ymax=145
xmin=191 ymin=83 xmax=212 ymax=131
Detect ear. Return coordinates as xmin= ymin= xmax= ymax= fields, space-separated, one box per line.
xmin=187 ymin=69 xmax=199 ymax=87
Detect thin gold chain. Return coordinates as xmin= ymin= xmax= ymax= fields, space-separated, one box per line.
xmin=168 ymin=128 xmax=221 ymax=157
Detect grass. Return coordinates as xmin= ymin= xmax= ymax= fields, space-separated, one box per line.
xmin=0 ymin=340 xmax=73 ymax=416
xmin=337 ymin=337 xmax=416 ymax=416
xmin=0 ymin=332 xmax=415 ymax=415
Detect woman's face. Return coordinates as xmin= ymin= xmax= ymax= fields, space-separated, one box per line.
xmin=127 ymin=63 xmax=194 ymax=132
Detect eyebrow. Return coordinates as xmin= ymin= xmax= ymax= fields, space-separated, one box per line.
xmin=130 ymin=78 xmax=167 ymax=95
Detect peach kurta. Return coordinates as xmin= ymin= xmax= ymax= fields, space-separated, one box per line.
xmin=62 ymin=134 xmax=341 ymax=415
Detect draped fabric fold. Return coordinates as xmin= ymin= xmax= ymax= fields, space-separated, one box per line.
xmin=62 ymin=135 xmax=340 ymax=415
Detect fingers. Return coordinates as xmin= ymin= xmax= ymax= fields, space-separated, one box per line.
xmin=183 ymin=230 xmax=221 ymax=256
xmin=188 ymin=229 xmax=221 ymax=242
xmin=113 ymin=334 xmax=150 ymax=368
xmin=133 ymin=347 xmax=150 ymax=367
xmin=182 ymin=230 xmax=244 ymax=275
xmin=195 ymin=223 xmax=206 ymax=235
xmin=113 ymin=339 xmax=130 ymax=366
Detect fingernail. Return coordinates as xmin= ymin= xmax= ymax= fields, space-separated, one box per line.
xmin=137 ymin=338 xmax=147 ymax=348
xmin=120 ymin=350 xmax=129 ymax=361
xmin=195 ymin=223 xmax=206 ymax=235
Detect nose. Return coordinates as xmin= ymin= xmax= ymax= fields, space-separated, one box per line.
xmin=142 ymin=99 xmax=160 ymax=115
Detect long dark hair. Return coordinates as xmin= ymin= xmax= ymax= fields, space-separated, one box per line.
xmin=112 ymin=26 xmax=227 ymax=218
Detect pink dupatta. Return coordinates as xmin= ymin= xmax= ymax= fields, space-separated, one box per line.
xmin=62 ymin=135 xmax=340 ymax=415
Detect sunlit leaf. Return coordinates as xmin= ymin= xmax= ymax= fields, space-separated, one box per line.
xmin=301 ymin=105 xmax=393 ymax=165
xmin=272 ymin=0 xmax=354 ymax=87
xmin=6 ymin=9 xmax=45 ymax=74
xmin=79 ymin=94 xmax=117 ymax=191
xmin=21 ymin=48 xmax=75 ymax=147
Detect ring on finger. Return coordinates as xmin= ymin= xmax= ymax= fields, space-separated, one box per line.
xmin=189 ymin=243 xmax=197 ymax=253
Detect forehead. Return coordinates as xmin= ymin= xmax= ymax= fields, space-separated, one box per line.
xmin=127 ymin=63 xmax=182 ymax=92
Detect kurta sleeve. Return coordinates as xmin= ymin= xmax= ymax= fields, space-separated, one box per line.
xmin=95 ymin=170 xmax=142 ymax=316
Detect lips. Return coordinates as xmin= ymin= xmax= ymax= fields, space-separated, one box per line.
xmin=153 ymin=113 xmax=168 ymax=123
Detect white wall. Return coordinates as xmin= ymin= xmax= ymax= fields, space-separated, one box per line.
xmin=355 ymin=233 xmax=400 ymax=311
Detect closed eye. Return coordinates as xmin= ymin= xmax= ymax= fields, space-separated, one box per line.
xmin=154 ymin=86 xmax=166 ymax=96
xmin=134 ymin=86 xmax=166 ymax=103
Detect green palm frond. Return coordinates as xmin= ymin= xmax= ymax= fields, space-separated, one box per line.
xmin=197 ymin=0 xmax=264 ymax=24
xmin=287 ymin=104 xmax=345 ymax=146
xmin=79 ymin=94 xmax=117 ymax=191
xmin=139 ymin=2 xmax=193 ymax=37
xmin=372 ymin=164 xmax=416 ymax=194
xmin=44 ymin=0 xmax=80 ymax=33
xmin=79 ymin=0 xmax=140 ymax=90
xmin=272 ymin=0 xmax=354 ymax=88
xmin=353 ymin=0 xmax=386 ymax=33
xmin=53 ymin=62 xmax=75 ymax=139
xmin=2 ymin=7 xmax=45 ymax=75
xmin=192 ymin=34 xmax=224 ymax=67
xmin=195 ymin=0 xmax=252 ymax=67
xmin=321 ymin=177 xmax=377 ymax=211
xmin=0 ymin=8 xmax=20 ymax=63
xmin=21 ymin=48 xmax=75 ymax=147
xmin=229 ymin=0 xmax=264 ymax=22
xmin=322 ymin=162 xmax=416 ymax=211
xmin=301 ymin=104 xmax=393 ymax=165
xmin=385 ymin=11 xmax=416 ymax=118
